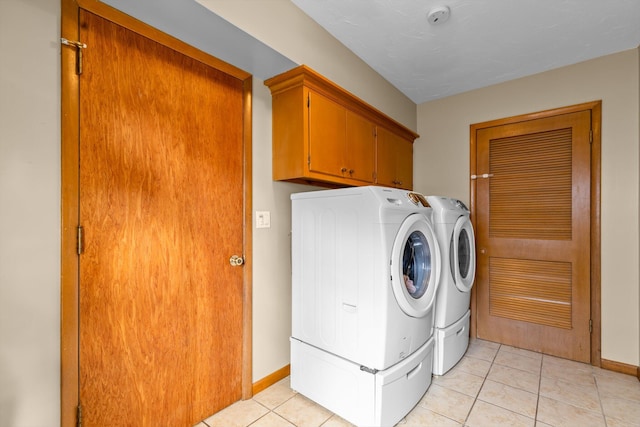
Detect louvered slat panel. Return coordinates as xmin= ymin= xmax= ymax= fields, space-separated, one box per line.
xmin=489 ymin=258 xmax=572 ymax=329
xmin=489 ymin=128 xmax=572 ymax=240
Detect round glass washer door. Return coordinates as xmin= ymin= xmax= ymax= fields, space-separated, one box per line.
xmin=450 ymin=216 xmax=476 ymax=292
xmin=390 ymin=213 xmax=441 ymax=318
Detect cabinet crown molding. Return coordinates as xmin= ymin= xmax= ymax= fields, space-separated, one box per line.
xmin=265 ymin=65 xmax=419 ymax=141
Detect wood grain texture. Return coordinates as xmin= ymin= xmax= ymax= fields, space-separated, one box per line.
xmin=489 ymin=128 xmax=573 ymax=240
xmin=78 ymin=10 xmax=244 ymax=426
xmin=60 ymin=2 xmax=81 ymax=426
xmin=376 ymin=127 xmax=413 ymax=189
xmin=475 ymin=109 xmax=592 ymax=363
xmin=264 ymin=65 xmax=419 ymax=141
xmin=241 ymin=77 xmax=254 ymax=401
xmin=308 ymin=90 xmax=348 ymax=178
xmin=600 ymin=359 xmax=640 ymax=377
xmin=489 ymin=258 xmax=572 ymax=329
xmin=265 ymin=65 xmax=417 ymax=188
xmin=252 ymin=365 xmax=291 ymax=395
xmin=345 ymin=110 xmax=376 ymax=183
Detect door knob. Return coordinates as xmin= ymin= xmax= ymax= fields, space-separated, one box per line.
xmin=229 ymin=255 xmax=244 ymax=266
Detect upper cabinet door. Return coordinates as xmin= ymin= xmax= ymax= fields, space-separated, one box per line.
xmin=308 ymin=91 xmax=347 ymax=179
xmin=376 ymin=126 xmax=413 ymax=190
xmin=308 ymin=92 xmax=375 ymax=184
xmin=394 ymin=135 xmax=414 ymax=190
xmin=345 ymin=110 xmax=376 ymax=183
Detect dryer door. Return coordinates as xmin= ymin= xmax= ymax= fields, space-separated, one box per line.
xmin=451 ymin=215 xmax=476 ymax=292
xmin=390 ymin=213 xmax=441 ymax=318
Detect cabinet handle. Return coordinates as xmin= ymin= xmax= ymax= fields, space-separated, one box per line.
xmin=349 ymin=169 xmax=354 ymax=175
xmin=341 ymin=167 xmax=348 ymax=173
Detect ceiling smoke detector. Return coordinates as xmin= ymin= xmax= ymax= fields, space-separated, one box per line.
xmin=427 ymin=6 xmax=451 ymax=25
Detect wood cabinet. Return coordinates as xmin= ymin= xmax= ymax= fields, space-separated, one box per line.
xmin=264 ymin=65 xmax=418 ymax=189
xmin=376 ymin=126 xmax=414 ymax=189
xmin=307 ymin=91 xmax=376 ymax=184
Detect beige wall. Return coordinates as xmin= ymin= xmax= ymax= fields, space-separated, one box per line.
xmin=250 ymin=79 xmax=314 ymax=381
xmin=201 ymin=0 xmax=419 ymax=382
xmin=0 ymin=0 xmax=61 ymax=425
xmin=0 ymin=1 xmax=416 ymax=425
xmin=415 ymin=48 xmax=640 ymax=366
xmin=198 ymin=0 xmax=417 ymax=131
xmin=2 ymin=0 xmax=638 ymax=425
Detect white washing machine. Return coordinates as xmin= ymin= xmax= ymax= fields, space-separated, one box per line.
xmin=426 ymin=196 xmax=476 ymax=376
xmin=291 ymin=186 xmax=441 ymax=427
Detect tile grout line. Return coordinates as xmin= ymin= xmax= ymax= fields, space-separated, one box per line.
xmin=253 ymin=389 xmax=300 ymax=427
xmin=462 ymin=342 xmax=501 ymax=426
xmin=246 ymin=399 xmax=274 ymax=427
xmin=472 ymin=343 xmax=544 ymax=426
xmin=207 ymin=341 xmax=632 ymax=427
xmin=593 ymin=374 xmax=609 ymax=427
xmin=534 ymin=353 xmax=543 ymax=426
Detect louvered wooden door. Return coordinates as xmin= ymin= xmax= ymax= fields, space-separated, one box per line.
xmin=474 ymin=110 xmax=592 ymax=362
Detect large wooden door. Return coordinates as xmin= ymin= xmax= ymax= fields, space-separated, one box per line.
xmin=473 ymin=107 xmax=594 ymax=363
xmin=77 ymin=10 xmax=246 ymax=426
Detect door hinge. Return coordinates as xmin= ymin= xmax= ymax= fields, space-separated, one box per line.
xmin=77 ymin=403 xmax=83 ymax=427
xmin=589 ymin=129 xmax=593 ymax=144
xmin=61 ymin=38 xmax=86 ymax=75
xmin=470 ymin=173 xmax=494 ymax=180
xmin=77 ymin=226 xmax=84 ymax=255
xmin=307 ymin=93 xmax=310 ymax=108
xmin=589 ymin=319 xmax=593 ymax=333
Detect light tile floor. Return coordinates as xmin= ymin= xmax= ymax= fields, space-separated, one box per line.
xmin=196 ymin=339 xmax=640 ymax=427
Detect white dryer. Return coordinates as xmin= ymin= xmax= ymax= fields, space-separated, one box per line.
xmin=291 ymin=186 xmax=441 ymax=427
xmin=426 ymin=196 xmax=476 ymax=376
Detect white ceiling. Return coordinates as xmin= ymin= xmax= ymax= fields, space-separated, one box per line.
xmin=291 ymin=0 xmax=640 ymax=104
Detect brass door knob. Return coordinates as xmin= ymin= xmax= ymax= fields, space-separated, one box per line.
xmin=229 ymin=255 xmax=244 ymax=266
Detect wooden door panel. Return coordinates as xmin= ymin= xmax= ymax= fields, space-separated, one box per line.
xmin=394 ymin=136 xmax=413 ymax=190
xmin=375 ymin=127 xmax=396 ymax=187
xmin=376 ymin=127 xmax=413 ymax=189
xmin=79 ymin=11 xmax=244 ymax=426
xmin=489 ymin=257 xmax=572 ymax=328
xmin=475 ymin=110 xmax=591 ymax=362
xmin=308 ymin=91 xmax=346 ymax=177
xmin=345 ymin=110 xmax=375 ymax=183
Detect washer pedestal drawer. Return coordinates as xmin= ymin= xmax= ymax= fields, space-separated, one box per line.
xmin=433 ymin=309 xmax=470 ymax=376
xmin=290 ymin=336 xmax=434 ymax=427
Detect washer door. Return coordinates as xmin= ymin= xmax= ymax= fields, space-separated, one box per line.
xmin=391 ymin=213 xmax=441 ymax=318
xmin=450 ymin=216 xmax=476 ymax=292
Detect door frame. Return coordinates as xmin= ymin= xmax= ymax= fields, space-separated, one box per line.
xmin=469 ymin=100 xmax=601 ymax=366
xmin=60 ymin=1 xmax=254 ymax=425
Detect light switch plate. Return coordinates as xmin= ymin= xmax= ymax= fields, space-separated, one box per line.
xmin=256 ymin=211 xmax=271 ymax=229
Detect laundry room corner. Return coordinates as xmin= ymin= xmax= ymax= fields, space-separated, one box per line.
xmin=250 ymin=77 xmax=316 ymax=383
xmin=203 ymin=0 xmax=420 ymax=386
xmin=415 ymin=48 xmax=640 ymax=369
